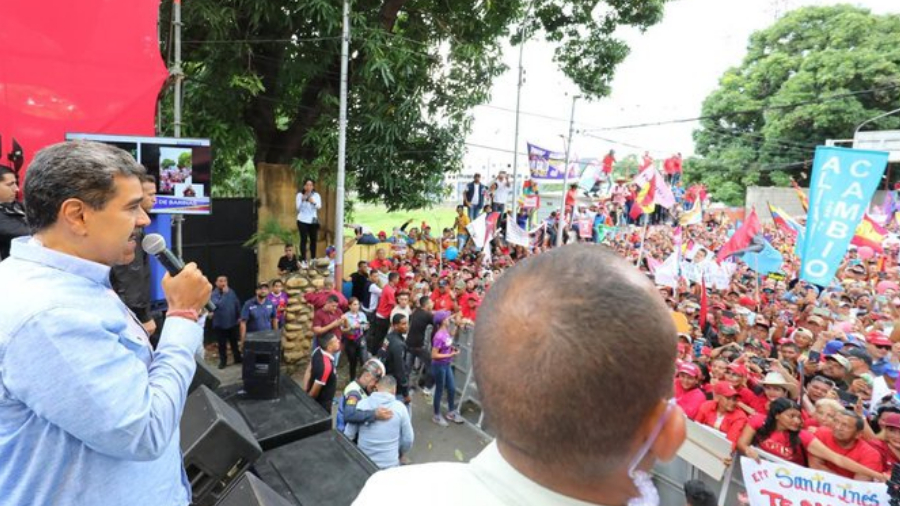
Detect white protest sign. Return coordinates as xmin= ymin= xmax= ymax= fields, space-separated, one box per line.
xmin=677 ymin=420 xmax=734 ymax=480
xmin=740 ymin=456 xmax=887 ymax=506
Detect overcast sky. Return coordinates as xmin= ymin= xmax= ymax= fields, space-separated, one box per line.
xmin=463 ymin=0 xmax=898 ymax=176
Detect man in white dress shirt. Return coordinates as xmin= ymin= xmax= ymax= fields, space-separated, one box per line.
xmin=353 ymin=244 xmax=686 ymax=506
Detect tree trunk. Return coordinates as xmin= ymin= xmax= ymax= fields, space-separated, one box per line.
xmin=256 ymin=163 xmax=337 ymax=281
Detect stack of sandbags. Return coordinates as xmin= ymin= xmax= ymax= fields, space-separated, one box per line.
xmin=281 ymin=259 xmax=334 ymax=364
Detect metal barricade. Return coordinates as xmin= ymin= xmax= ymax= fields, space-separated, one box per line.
xmin=450 ymin=323 xmax=485 ymax=430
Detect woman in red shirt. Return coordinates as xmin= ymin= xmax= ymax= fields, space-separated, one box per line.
xmin=737 ymin=399 xmax=886 ymax=481
xmin=869 ymin=412 xmax=900 ymax=471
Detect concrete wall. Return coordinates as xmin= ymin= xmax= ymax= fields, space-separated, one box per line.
xmin=744 ymin=186 xmax=890 ymax=222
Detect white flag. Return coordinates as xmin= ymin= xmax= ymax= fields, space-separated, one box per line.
xmin=506 ymin=215 xmax=531 ymax=247
xmin=466 ymin=213 xmax=488 ymax=248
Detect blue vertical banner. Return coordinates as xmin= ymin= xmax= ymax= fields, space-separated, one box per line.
xmin=800 ymin=146 xmax=889 ymax=285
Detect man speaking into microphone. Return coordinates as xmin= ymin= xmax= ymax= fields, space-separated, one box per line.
xmin=0 ymin=141 xmax=212 ymax=506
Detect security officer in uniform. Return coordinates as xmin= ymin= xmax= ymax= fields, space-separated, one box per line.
xmin=337 ymin=359 xmax=394 ymax=436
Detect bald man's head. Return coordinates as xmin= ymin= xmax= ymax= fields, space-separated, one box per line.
xmin=473 ymin=244 xmax=676 ymax=480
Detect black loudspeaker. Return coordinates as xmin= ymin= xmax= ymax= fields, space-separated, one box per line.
xmin=214 ymin=472 xmax=293 ymax=506
xmin=181 ymin=385 xmax=263 ymax=506
xmin=190 ymin=358 xmax=222 ymax=394
xmin=254 ymin=430 xmax=378 ymax=506
xmin=216 ymin=374 xmax=331 ymax=451
xmin=242 ymin=329 xmax=282 ymax=399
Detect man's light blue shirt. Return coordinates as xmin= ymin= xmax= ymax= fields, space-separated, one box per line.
xmin=344 ymin=391 xmax=414 ymax=469
xmin=0 ymin=237 xmax=202 ymax=506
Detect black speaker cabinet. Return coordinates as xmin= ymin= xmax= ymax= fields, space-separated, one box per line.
xmin=242 ymin=329 xmax=282 ymax=399
xmin=216 ymin=374 xmax=331 ymax=451
xmin=181 ymin=385 xmax=263 ymax=506
xmin=254 ymin=430 xmax=378 ymax=506
xmin=214 ymin=472 xmax=293 ymax=506
xmin=190 ymin=358 xmax=222 ymax=394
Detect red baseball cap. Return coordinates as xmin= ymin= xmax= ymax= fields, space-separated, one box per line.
xmin=739 ymin=296 xmax=756 ymax=309
xmin=677 ymin=362 xmax=701 ymax=378
xmin=727 ymin=363 xmax=748 ymax=377
xmin=867 ymin=332 xmax=892 ymax=347
xmin=713 ymin=382 xmax=739 ymax=397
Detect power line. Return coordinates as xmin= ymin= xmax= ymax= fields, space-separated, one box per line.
xmin=583 ymin=83 xmax=900 ymax=132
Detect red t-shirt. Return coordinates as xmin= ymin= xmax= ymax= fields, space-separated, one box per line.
xmin=602 ymin=155 xmax=615 ymax=174
xmin=813 ymin=427 xmax=882 ymax=478
xmin=375 ymin=283 xmax=397 ymax=319
xmin=868 ymin=439 xmax=900 ymax=472
xmin=749 ymin=414 xmax=815 ymax=466
xmin=312 ymin=307 xmax=343 ymax=340
xmin=676 ymin=387 xmax=707 ymax=420
xmin=695 ymin=400 xmax=748 ymax=444
xmin=369 ymin=258 xmax=390 ymax=271
xmin=431 ymin=289 xmax=455 ymax=312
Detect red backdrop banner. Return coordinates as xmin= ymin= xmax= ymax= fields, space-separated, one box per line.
xmin=0 ymin=0 xmax=167 ymax=178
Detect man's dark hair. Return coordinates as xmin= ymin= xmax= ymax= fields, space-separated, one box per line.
xmin=388 ymin=272 xmax=400 ymax=282
xmin=358 ymin=260 xmax=367 ymax=268
xmin=140 ymin=173 xmax=156 ymax=185
xmin=837 ymin=409 xmax=864 ymax=432
xmin=285 ymin=244 xmax=294 ymax=250
xmin=0 ymin=165 xmax=15 ymax=180
xmin=418 ymin=295 xmax=430 ymax=308
xmin=396 ymin=290 xmax=410 ymax=299
xmin=320 ymin=332 xmax=338 ymax=347
xmin=326 ymin=294 xmax=339 ymax=304
xmin=257 ymin=282 xmax=269 ymax=288
xmin=473 ymin=244 xmax=677 ymax=480
xmin=684 ymin=480 xmax=717 ymax=506
xmin=23 ymin=141 xmax=146 ymax=233
xmin=391 ymin=313 xmax=407 ymax=326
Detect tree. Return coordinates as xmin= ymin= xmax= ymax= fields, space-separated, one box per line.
xmin=159 ymin=0 xmax=671 ymax=208
xmin=688 ymin=5 xmax=900 ymax=205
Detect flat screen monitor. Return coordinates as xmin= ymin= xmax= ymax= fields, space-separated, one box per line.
xmin=65 ymin=133 xmax=212 ymax=215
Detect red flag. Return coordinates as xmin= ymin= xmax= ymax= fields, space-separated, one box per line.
xmin=699 ymin=278 xmax=708 ymax=332
xmin=716 ymin=209 xmax=762 ymax=261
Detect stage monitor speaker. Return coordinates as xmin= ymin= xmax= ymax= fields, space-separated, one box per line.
xmin=214 ymin=472 xmax=293 ymax=506
xmin=190 ymin=358 xmax=222 ymax=394
xmin=242 ymin=329 xmax=282 ymax=399
xmin=181 ymin=385 xmax=263 ymax=506
xmin=216 ymin=373 xmax=331 ymax=451
xmin=254 ymin=430 xmax=378 ymax=506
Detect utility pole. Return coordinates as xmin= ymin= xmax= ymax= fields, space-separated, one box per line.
xmin=511 ymin=1 xmax=534 ymax=215
xmin=172 ymin=0 xmax=185 ymax=259
xmin=334 ymin=0 xmax=350 ymax=285
xmin=556 ymin=95 xmax=578 ymax=247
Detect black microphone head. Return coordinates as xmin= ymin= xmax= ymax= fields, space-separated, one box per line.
xmin=142 ymin=233 xmax=167 ymax=255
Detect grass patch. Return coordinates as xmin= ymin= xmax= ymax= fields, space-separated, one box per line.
xmin=350 ymin=203 xmax=458 ymax=234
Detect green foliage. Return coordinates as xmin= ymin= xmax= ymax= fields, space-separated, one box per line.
xmin=613 ymin=153 xmax=639 ymax=178
xmin=159 ymin=0 xmax=671 ymax=209
xmin=243 ymin=217 xmax=298 ymax=248
xmin=177 ymin=151 xmax=192 ymax=168
xmin=691 ymin=5 xmax=900 ymax=205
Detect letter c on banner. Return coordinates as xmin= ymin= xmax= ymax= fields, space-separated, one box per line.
xmin=850 ymin=160 xmax=871 ymax=178
xmin=805 ymin=259 xmax=829 ymax=279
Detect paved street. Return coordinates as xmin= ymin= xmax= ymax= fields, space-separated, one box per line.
xmin=206 ymin=351 xmax=491 ymax=465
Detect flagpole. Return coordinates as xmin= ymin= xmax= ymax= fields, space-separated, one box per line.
xmin=636 ymin=217 xmax=649 ymax=268
xmin=557 ymin=95 xmax=579 ymax=247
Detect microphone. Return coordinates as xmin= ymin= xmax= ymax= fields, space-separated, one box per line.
xmin=142 ymin=233 xmax=216 ymax=312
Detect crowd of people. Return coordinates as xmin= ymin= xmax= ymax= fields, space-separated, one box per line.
xmin=278 ymin=166 xmax=900 ymax=490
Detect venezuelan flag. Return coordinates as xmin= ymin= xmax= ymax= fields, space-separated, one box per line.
xmin=851 ymin=214 xmax=886 ymax=252
xmin=767 ymin=203 xmax=802 ymax=238
xmin=790 ymin=180 xmax=809 ymax=212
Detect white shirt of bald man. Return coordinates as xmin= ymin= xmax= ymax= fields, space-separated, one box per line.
xmin=353 ymin=441 xmax=597 ymax=506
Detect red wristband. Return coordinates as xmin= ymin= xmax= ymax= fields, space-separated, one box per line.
xmin=167 ymin=309 xmax=199 ymax=322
